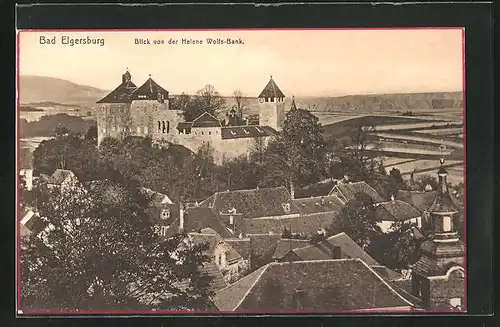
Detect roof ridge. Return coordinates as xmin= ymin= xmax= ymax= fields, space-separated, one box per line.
xmin=357 ymin=259 xmax=415 ymax=307
xmin=273 ymin=258 xmax=359 ymax=266
xmin=193 ymin=111 xmax=219 ymax=122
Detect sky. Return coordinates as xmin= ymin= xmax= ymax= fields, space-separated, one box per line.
xmin=18 ymin=29 xmax=463 ymax=97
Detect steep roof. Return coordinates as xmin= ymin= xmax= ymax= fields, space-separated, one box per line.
xmin=289 ymin=232 xmax=379 ymax=266
xmin=213 ymin=259 xmax=413 ymax=311
xmin=258 ymin=77 xmax=285 ymax=99
xmin=272 ymin=239 xmax=310 ymax=261
xmin=395 ymin=190 xmax=436 ymax=213
xmin=329 ymin=181 xmax=385 ymax=204
xmin=191 ymin=112 xmax=221 ymax=128
xmin=293 ymin=195 xmax=345 ymax=215
xmin=47 ymin=169 xmax=76 ymax=185
xmin=243 ymin=211 xmax=338 ymax=236
xmin=224 ymin=238 xmax=251 ymax=260
xmin=166 ymin=207 xmax=233 ymax=239
xmin=220 ymin=125 xmax=277 ymax=140
xmin=374 ymin=200 xmax=422 ymax=222
xmin=189 ymin=232 xmax=242 ymax=263
xmin=201 ymin=187 xmax=299 ymax=219
xmin=96 ymin=79 xmax=137 ymax=104
xmin=129 ymin=77 xmax=169 ymax=101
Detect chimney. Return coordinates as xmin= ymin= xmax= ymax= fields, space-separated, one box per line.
xmin=179 ymin=203 xmax=185 ymax=231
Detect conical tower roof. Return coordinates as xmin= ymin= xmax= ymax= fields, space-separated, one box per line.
xmin=427 ymin=159 xmax=459 ymax=214
xmin=258 ymin=75 xmax=285 ymax=98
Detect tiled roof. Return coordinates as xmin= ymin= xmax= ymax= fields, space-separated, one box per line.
xmin=272 ymin=239 xmax=310 ymax=260
xmin=220 ymin=125 xmax=277 ymax=140
xmin=374 ymin=200 xmax=421 ymax=222
xmin=166 ymin=207 xmax=233 ymax=239
xmin=191 ymin=112 xmax=221 ymax=128
xmin=395 ymin=190 xmax=436 ymax=213
xmin=224 ymin=238 xmax=251 ymax=260
xmin=293 ymin=195 xmax=345 ymax=215
xmin=413 ymin=239 xmax=465 ymax=277
xmin=213 ymin=259 xmax=414 ymax=311
xmin=329 ymin=181 xmax=385 ymax=204
xmin=19 ymin=147 xmax=33 ymax=169
xmin=258 ymin=77 xmax=285 ymax=99
xmin=201 ymin=187 xmax=299 ymax=220
xmin=96 ymin=80 xmax=137 ymax=103
xmin=289 ymin=232 xmax=379 ymax=266
xmin=130 ymin=77 xmax=169 ymax=101
xmin=243 ymin=211 xmax=338 ymax=236
xmin=47 ymin=169 xmax=76 ymax=185
xmin=177 ymin=122 xmax=193 ymax=130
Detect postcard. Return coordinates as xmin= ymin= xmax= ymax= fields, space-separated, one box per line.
xmin=17 ymin=28 xmax=465 ymax=314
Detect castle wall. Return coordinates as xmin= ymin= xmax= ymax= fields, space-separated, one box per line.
xmin=152 ymin=109 xmax=185 ymax=142
xmin=96 ymin=103 xmax=133 ymax=145
xmin=130 ymin=100 xmax=169 ymax=139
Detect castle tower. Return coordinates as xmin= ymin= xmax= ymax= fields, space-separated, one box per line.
xmin=95 ymin=68 xmax=138 ymax=145
xmin=411 ymin=159 xmax=465 ymax=310
xmin=258 ymin=75 xmax=286 ymax=131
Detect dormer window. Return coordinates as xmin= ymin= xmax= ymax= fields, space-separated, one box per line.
xmin=161 ymin=209 xmax=171 ymax=220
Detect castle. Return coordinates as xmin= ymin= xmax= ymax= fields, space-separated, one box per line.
xmin=95 ymin=69 xmax=289 ymax=163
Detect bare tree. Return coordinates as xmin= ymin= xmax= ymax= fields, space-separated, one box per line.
xmin=233 ymin=89 xmax=248 ymax=119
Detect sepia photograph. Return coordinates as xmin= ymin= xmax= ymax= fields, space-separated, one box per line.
xmin=17 ymin=29 xmax=465 ymax=314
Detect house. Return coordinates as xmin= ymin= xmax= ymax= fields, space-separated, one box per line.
xmin=328 ymin=181 xmax=385 ymax=204
xmin=411 ymin=162 xmax=465 ymax=310
xmin=213 ymin=259 xmax=415 ymax=312
xmin=280 ymin=232 xmax=399 ymax=278
xmin=374 ymin=197 xmax=423 ymax=233
xmin=225 ymin=234 xmax=282 ymax=271
xmin=188 ymin=230 xmax=249 ymax=284
xmin=19 ymin=147 xmax=33 ymax=190
xmin=46 ymin=169 xmax=78 ymax=190
xmin=199 ymin=186 xmax=301 ymax=233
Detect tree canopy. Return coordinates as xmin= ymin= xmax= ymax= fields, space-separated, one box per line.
xmin=20 ymin=178 xmax=214 ymax=312
xmin=181 ymin=85 xmax=226 ymax=122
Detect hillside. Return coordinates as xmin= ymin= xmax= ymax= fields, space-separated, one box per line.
xmin=19 ymin=75 xmax=109 ymax=106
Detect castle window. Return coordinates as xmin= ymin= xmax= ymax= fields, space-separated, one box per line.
xmin=443 ymin=216 xmax=451 ymax=232
xmin=158 ymin=121 xmax=161 ymax=132
xmin=167 ymin=121 xmax=170 ymax=133
xmin=162 ymin=121 xmax=166 ymax=133
xmin=137 ymin=126 xmax=141 ymax=134
xmin=265 ymin=97 xmax=269 ymax=103
xmin=209 ymin=131 xmax=211 ymax=135
xmin=201 ymin=132 xmax=204 ymax=135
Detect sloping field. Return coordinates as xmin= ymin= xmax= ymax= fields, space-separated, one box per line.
xmin=374 ymin=121 xmax=459 ymax=132
xmin=414 ymin=128 xmax=463 ymax=135
xmin=370 ymin=132 xmax=463 ymax=149
xmin=385 ymin=159 xmax=462 ymax=175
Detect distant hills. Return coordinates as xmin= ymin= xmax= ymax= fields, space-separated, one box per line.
xmin=19 ymin=75 xmax=109 ymax=106
xmin=19 ymin=75 xmax=462 ymax=114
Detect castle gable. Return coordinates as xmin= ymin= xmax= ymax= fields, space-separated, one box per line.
xmin=97 ymin=82 xmax=137 ymax=104
xmin=130 ymin=77 xmax=169 ymax=101
xmin=192 ymin=112 xmax=221 ymax=128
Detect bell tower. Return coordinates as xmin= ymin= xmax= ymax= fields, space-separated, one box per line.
xmin=411 ymin=159 xmax=465 ymax=310
xmin=258 ymin=75 xmax=286 ymax=131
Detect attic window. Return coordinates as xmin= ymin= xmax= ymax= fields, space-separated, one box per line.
xmin=443 ymin=216 xmax=452 ymax=232
xmin=161 ymin=209 xmax=171 ymax=220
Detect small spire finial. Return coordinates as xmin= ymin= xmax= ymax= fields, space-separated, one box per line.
xmin=149 ymin=74 xmax=151 ymax=78
xmin=270 ymin=74 xmax=273 ymax=80
xmin=126 ymin=67 xmax=129 ymax=71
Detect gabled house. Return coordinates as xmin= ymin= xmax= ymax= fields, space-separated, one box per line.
xmin=213 ymin=259 xmax=415 ymax=312
xmin=46 ymin=169 xmax=78 ymax=190
xmin=374 ymin=198 xmax=423 ymax=233
xmin=328 ymin=181 xmax=385 ymax=204
xmin=189 ymin=229 xmax=249 ymax=284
